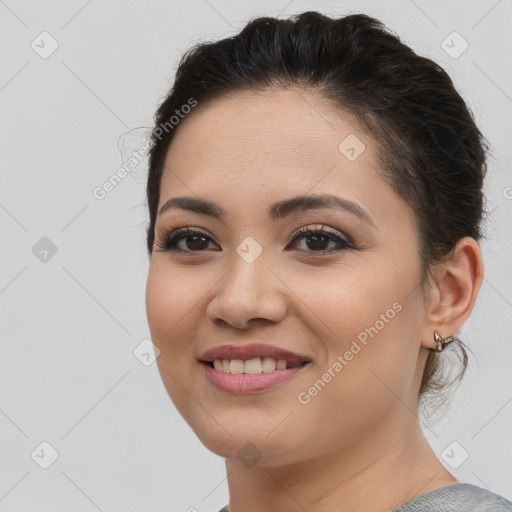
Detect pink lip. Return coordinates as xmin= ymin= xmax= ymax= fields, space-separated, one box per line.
xmin=199 ymin=343 xmax=311 ymax=365
xmin=201 ymin=362 xmax=310 ymax=394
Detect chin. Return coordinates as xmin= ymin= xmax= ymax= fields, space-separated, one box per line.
xmin=190 ymin=420 xmax=309 ymax=468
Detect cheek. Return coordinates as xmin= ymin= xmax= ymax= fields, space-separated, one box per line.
xmin=145 ymin=262 xmax=206 ymax=391
xmin=145 ymin=261 xmax=200 ymax=339
xmin=292 ymin=262 xmax=421 ymax=411
xmin=145 ymin=262 xmax=203 ymax=413
xmin=293 ymin=262 xmax=400 ymax=351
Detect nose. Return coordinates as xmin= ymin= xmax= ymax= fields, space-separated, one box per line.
xmin=206 ymin=253 xmax=287 ymax=330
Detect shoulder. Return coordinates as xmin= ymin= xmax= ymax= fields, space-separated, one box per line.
xmin=217 ymin=484 xmax=512 ymax=512
xmin=392 ymin=483 xmax=512 ymax=512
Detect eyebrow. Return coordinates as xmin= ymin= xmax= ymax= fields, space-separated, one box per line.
xmin=158 ymin=194 xmax=376 ymax=227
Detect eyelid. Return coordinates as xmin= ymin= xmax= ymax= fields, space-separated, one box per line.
xmin=287 ymin=223 xmax=348 ymax=243
xmin=161 ymin=222 xmax=349 ymax=241
xmin=158 ymin=223 xmax=218 ymax=243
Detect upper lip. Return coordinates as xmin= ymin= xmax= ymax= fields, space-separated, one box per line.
xmin=199 ymin=343 xmax=311 ymax=365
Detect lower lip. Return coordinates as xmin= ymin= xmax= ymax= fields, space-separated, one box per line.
xmin=200 ymin=362 xmax=310 ymax=394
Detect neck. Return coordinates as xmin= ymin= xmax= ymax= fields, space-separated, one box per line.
xmin=224 ymin=412 xmax=457 ymax=512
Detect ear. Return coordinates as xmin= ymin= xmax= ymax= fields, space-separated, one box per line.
xmin=420 ymin=237 xmax=484 ymax=350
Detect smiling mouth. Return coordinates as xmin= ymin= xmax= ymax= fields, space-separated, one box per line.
xmin=200 ymin=357 xmax=312 ymax=394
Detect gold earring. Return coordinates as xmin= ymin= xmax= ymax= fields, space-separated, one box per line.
xmin=429 ymin=331 xmax=455 ymax=352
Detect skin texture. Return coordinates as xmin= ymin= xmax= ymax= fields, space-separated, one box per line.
xmin=145 ymin=88 xmax=483 ymax=512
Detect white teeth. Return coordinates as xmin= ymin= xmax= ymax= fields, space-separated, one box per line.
xmin=244 ymin=358 xmax=262 ymax=374
xmin=261 ymin=357 xmax=276 ymax=372
xmin=211 ymin=357 xmax=290 ymax=374
xmin=229 ymin=359 xmax=244 ymax=374
xmin=276 ymin=359 xmax=287 ymax=370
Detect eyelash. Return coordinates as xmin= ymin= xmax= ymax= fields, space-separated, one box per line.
xmin=153 ymin=223 xmax=354 ymax=255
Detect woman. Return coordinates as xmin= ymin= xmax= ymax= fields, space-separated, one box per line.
xmin=144 ymin=11 xmax=511 ymax=512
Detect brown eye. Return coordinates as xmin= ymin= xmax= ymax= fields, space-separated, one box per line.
xmin=154 ymin=228 xmax=219 ymax=253
xmin=288 ymin=226 xmax=352 ymax=254
xmin=180 ymin=233 xmax=210 ymax=251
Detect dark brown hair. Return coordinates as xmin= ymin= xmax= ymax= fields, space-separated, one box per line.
xmin=144 ymin=11 xmax=489 ymax=414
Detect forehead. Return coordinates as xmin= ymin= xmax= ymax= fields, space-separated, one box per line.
xmin=164 ymin=89 xmax=373 ymax=179
xmin=158 ymin=88 xmax=405 ymax=226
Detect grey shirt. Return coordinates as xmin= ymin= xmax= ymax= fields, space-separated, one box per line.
xmin=218 ymin=483 xmax=512 ymax=511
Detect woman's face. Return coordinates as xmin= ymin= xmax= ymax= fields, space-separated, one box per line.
xmin=146 ymin=88 xmax=429 ymax=466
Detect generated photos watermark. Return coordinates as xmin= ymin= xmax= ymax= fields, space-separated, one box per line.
xmin=298 ymin=301 xmax=403 ymax=405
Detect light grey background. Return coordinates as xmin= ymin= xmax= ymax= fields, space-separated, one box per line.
xmin=1 ymin=0 xmax=511 ymax=510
